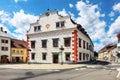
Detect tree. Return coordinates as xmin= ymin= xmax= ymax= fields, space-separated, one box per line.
xmin=117 ymin=53 xmax=120 ymax=58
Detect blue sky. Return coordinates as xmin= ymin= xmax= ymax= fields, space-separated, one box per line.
xmin=0 ymin=0 xmax=120 ymax=51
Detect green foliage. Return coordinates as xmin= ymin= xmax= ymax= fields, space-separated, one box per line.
xmin=117 ymin=53 xmax=120 ymax=58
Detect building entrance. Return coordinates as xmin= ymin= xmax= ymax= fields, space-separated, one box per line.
xmin=53 ymin=54 xmax=59 ymax=63
xmin=1 ymin=55 xmax=9 ymax=63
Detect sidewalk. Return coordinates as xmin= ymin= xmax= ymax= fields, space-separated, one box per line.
xmin=0 ymin=64 xmax=101 ymax=70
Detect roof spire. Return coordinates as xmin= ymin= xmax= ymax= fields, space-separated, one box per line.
xmin=47 ymin=9 xmax=50 ymax=11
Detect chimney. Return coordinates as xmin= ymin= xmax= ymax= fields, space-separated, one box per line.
xmin=0 ymin=27 xmax=3 ymax=32
xmin=4 ymin=31 xmax=7 ymax=33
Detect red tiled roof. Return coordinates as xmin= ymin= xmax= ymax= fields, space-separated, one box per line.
xmin=99 ymin=44 xmax=117 ymax=53
xmin=11 ymin=39 xmax=26 ymax=48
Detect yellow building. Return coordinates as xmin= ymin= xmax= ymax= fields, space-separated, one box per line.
xmin=98 ymin=44 xmax=116 ymax=62
xmin=11 ymin=39 xmax=27 ymax=63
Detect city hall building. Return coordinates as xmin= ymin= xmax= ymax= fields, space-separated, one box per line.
xmin=27 ymin=10 xmax=94 ymax=64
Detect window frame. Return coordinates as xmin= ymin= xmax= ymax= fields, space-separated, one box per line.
xmin=79 ymin=38 xmax=82 ymax=47
xmin=65 ymin=52 xmax=71 ymax=61
xmin=83 ymin=53 xmax=86 ymax=60
xmin=79 ymin=52 xmax=82 ymax=60
xmin=42 ymin=53 xmax=47 ymax=60
xmin=34 ymin=26 xmax=41 ymax=32
xmin=64 ymin=37 xmax=71 ymax=47
xmin=53 ymin=38 xmax=59 ymax=47
xmin=42 ymin=40 xmax=47 ymax=48
xmin=31 ymin=53 xmax=35 ymax=60
xmin=83 ymin=40 xmax=85 ymax=49
xmin=31 ymin=41 xmax=35 ymax=48
xmin=56 ymin=21 xmax=65 ymax=28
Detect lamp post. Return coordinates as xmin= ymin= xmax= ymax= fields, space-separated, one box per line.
xmin=59 ymin=46 xmax=64 ymax=65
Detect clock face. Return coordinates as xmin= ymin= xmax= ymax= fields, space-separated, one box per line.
xmin=45 ymin=12 xmax=50 ymax=16
xmin=45 ymin=24 xmax=50 ymax=29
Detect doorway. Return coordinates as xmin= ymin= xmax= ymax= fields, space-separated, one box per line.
xmin=1 ymin=55 xmax=9 ymax=63
xmin=53 ymin=54 xmax=59 ymax=63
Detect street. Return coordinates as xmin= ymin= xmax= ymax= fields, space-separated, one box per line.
xmin=0 ymin=64 xmax=119 ymax=80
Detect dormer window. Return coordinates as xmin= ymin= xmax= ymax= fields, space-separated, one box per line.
xmin=34 ymin=26 xmax=41 ymax=31
xmin=56 ymin=21 xmax=65 ymax=28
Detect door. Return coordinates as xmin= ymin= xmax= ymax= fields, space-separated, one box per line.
xmin=53 ymin=54 xmax=59 ymax=63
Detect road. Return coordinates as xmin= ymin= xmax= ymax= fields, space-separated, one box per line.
xmin=0 ymin=65 xmax=119 ymax=80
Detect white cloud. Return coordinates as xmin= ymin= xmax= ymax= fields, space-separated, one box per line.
xmin=58 ymin=9 xmax=69 ymax=16
xmin=109 ymin=11 xmax=115 ymax=17
xmin=69 ymin=3 xmax=74 ymax=8
xmin=0 ymin=9 xmax=38 ymax=40
xmin=113 ymin=3 xmax=120 ymax=12
xmin=14 ymin=0 xmax=27 ymax=3
xmin=8 ymin=9 xmax=38 ymax=39
xmin=0 ymin=10 xmax=10 ymax=23
xmin=58 ymin=9 xmax=76 ymax=22
xmin=108 ymin=16 xmax=120 ymax=36
xmin=75 ymin=1 xmax=109 ymax=51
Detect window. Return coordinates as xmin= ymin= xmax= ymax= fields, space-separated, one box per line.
xmin=5 ymin=40 xmax=8 ymax=43
xmin=1 ymin=39 xmax=4 ymax=43
xmin=56 ymin=21 xmax=65 ymax=28
xmin=31 ymin=41 xmax=35 ymax=48
xmin=12 ymin=50 xmax=15 ymax=53
xmin=86 ymin=54 xmax=89 ymax=60
xmin=83 ymin=53 xmax=85 ymax=60
xmin=87 ymin=42 xmax=89 ymax=50
xmin=79 ymin=53 xmax=82 ymax=60
xmin=38 ymin=26 xmax=41 ymax=30
xmin=118 ymin=40 xmax=120 ymax=43
xmin=1 ymin=47 xmax=4 ymax=51
xmin=42 ymin=40 xmax=47 ymax=48
xmin=118 ymin=46 xmax=120 ymax=51
xmin=65 ymin=53 xmax=70 ymax=61
xmin=34 ymin=26 xmax=37 ymax=31
xmin=56 ymin=22 xmax=59 ymax=28
xmin=64 ymin=37 xmax=71 ymax=47
xmin=42 ymin=53 xmax=47 ymax=60
xmin=17 ymin=50 xmax=19 ymax=54
xmin=53 ymin=39 xmax=58 ymax=47
xmin=1 ymin=47 xmax=8 ymax=51
xmin=83 ymin=40 xmax=85 ymax=49
xmin=31 ymin=53 xmax=35 ymax=60
xmin=5 ymin=47 xmax=8 ymax=51
xmin=34 ymin=26 xmax=41 ymax=31
xmin=61 ymin=21 xmax=64 ymax=27
xmin=1 ymin=39 xmax=8 ymax=44
xmin=79 ymin=38 xmax=82 ymax=47
xmin=21 ymin=51 xmax=23 ymax=55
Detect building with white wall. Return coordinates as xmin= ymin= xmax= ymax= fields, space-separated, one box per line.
xmin=117 ymin=33 xmax=120 ymax=53
xmin=0 ymin=27 xmax=11 ymax=63
xmin=27 ymin=10 xmax=94 ymax=64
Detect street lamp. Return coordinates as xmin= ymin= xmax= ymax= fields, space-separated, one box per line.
xmin=59 ymin=46 xmax=64 ymax=65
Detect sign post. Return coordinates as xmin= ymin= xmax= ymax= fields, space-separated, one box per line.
xmin=59 ymin=46 xmax=64 ymax=65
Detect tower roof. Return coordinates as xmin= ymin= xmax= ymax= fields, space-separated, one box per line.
xmin=117 ymin=32 xmax=120 ymax=40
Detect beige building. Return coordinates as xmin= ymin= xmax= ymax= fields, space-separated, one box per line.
xmin=0 ymin=27 xmax=11 ymax=63
xmin=98 ymin=44 xmax=116 ymax=62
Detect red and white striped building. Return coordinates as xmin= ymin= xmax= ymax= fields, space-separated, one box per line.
xmin=27 ymin=10 xmax=94 ymax=63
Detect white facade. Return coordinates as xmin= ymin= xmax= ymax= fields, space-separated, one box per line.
xmin=117 ymin=42 xmax=120 ymax=53
xmin=27 ymin=11 xmax=94 ymax=63
xmin=0 ymin=27 xmax=11 ymax=63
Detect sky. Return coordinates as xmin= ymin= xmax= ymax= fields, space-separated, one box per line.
xmin=0 ymin=0 xmax=120 ymax=51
